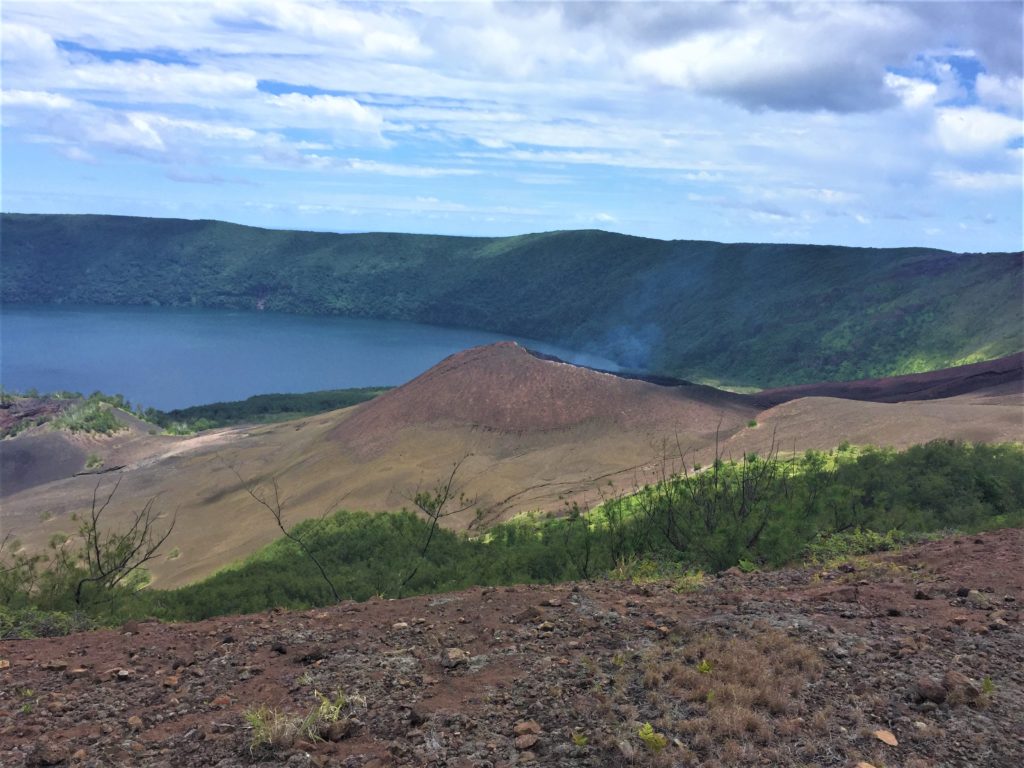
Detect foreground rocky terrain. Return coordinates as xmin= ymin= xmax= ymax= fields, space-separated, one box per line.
xmin=1 ymin=529 xmax=1021 ymax=767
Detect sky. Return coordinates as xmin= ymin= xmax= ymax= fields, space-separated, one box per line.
xmin=2 ymin=1 xmax=1022 ymax=251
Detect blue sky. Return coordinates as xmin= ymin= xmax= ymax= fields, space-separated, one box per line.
xmin=2 ymin=1 xmax=1022 ymax=251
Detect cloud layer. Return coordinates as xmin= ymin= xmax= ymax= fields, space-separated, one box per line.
xmin=2 ymin=1 xmax=1021 ymax=251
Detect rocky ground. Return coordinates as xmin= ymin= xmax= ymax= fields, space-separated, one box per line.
xmin=1 ymin=529 xmax=1021 ymax=767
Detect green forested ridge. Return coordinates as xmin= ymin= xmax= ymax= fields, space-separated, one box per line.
xmin=2 ymin=441 xmax=1021 ymax=632
xmin=2 ymin=213 xmax=1021 ymax=386
xmin=149 ymin=387 xmax=390 ymax=431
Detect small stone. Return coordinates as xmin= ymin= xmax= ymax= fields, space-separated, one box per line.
xmin=322 ymin=717 xmax=356 ymax=741
xmin=886 ymin=608 xmax=903 ymax=617
xmin=515 ymin=734 xmax=539 ymax=750
xmin=855 ymin=763 xmax=877 ymax=768
xmin=956 ymin=586 xmax=971 ymax=597
xmin=162 ymin=675 xmax=179 ymax=688
xmin=913 ymin=676 xmax=947 ymax=704
xmin=26 ymin=742 xmax=70 ymax=766
xmin=873 ymin=729 xmax=898 ymax=746
xmin=65 ymin=667 xmax=90 ymax=679
xmin=514 ymin=720 xmax=541 ymax=736
xmin=71 ymin=749 xmax=87 ymax=761
xmin=0 ymin=659 xmax=9 ymax=670
xmin=41 ymin=660 xmax=68 ymax=672
xmin=211 ymin=695 xmax=231 ymax=707
xmin=116 ymin=668 xmax=135 ymax=681
xmin=913 ymin=590 xmax=932 ymax=600
xmin=392 ymin=622 xmax=409 ymax=630
xmin=513 ymin=606 xmax=543 ymax=624
xmin=537 ymin=621 xmax=555 ymax=632
xmin=617 ymin=740 xmax=635 ymax=760
xmin=943 ymin=670 xmax=981 ymax=701
xmin=127 ymin=715 xmax=144 ymax=731
xmin=967 ymin=590 xmax=991 ymax=609
xmin=540 ymin=598 xmax=561 ymax=607
xmin=271 ymin=643 xmax=287 ymax=655
xmin=441 ymin=648 xmax=470 ymax=669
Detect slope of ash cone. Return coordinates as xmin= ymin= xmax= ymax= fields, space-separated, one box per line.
xmin=328 ymin=342 xmax=756 ymax=446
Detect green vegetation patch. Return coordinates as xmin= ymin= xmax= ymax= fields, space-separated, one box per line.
xmin=51 ymin=397 xmax=125 ymax=435
xmin=3 ymin=440 xmax=1021 ymax=628
xmin=148 ymin=387 xmax=389 ymax=432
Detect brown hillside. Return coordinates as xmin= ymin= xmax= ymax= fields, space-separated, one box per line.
xmin=1 ymin=345 xmax=1021 ymax=590
xmin=329 ymin=342 xmax=752 ymax=450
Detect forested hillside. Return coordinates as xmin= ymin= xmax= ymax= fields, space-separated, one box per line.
xmin=3 ymin=213 xmax=1020 ymax=386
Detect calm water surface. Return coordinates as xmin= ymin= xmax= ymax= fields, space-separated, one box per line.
xmin=0 ymin=306 xmax=619 ymax=410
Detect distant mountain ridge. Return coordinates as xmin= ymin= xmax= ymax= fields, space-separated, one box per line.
xmin=2 ymin=213 xmax=1021 ymax=386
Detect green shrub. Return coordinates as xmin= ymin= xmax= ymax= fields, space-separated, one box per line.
xmin=52 ymin=399 xmax=124 ymax=435
xmin=804 ymin=528 xmax=912 ymax=564
xmin=637 ymin=722 xmax=668 ymax=752
xmin=0 ymin=606 xmax=94 ymax=639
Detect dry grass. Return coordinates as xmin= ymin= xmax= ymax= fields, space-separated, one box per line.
xmin=586 ymin=626 xmax=824 ymax=765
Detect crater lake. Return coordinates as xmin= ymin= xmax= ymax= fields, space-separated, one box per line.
xmin=0 ymin=305 xmax=620 ymax=409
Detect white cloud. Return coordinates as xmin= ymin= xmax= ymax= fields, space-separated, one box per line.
xmin=884 ymin=73 xmax=938 ymax=109
xmin=66 ymin=61 xmax=258 ymax=101
xmin=86 ymin=113 xmax=166 ymax=152
xmin=1 ymin=22 xmax=61 ymax=68
xmin=936 ymin=170 xmax=1023 ymax=191
xmin=342 ymin=159 xmax=478 ymax=178
xmin=264 ymin=93 xmax=383 ymax=132
xmin=1 ymin=89 xmax=76 ymax=110
xmin=934 ymin=107 xmax=1024 ymax=154
xmin=976 ymin=73 xmax=1024 ymax=114
xmin=629 ymin=3 xmax=917 ymax=112
xmin=0 ymin=1 xmax=1021 ymax=250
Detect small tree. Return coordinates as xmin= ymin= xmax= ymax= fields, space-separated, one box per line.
xmin=399 ymin=456 xmax=476 ymax=593
xmin=73 ymin=478 xmax=175 ymax=606
xmin=225 ymin=463 xmax=342 ymax=603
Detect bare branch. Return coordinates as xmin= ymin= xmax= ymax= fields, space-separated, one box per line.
xmin=400 ymin=454 xmax=475 ymax=594
xmin=222 ymin=458 xmax=341 ymax=603
xmin=74 ymin=479 xmax=174 ymax=606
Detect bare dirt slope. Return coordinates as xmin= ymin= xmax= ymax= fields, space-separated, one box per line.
xmin=330 ymin=342 xmax=753 ymax=449
xmin=0 ymin=344 xmax=758 ymax=588
xmin=1 ymin=529 xmax=1021 ymax=767
xmin=1 ymin=345 xmax=1021 ymax=589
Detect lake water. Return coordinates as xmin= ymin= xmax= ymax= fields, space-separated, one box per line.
xmin=0 ymin=306 xmax=619 ymax=410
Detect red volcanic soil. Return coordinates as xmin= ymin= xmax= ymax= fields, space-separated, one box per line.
xmin=329 ymin=342 xmax=755 ymax=446
xmin=1 ymin=529 xmax=1021 ymax=767
xmin=753 ymin=352 xmax=1024 ymax=407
